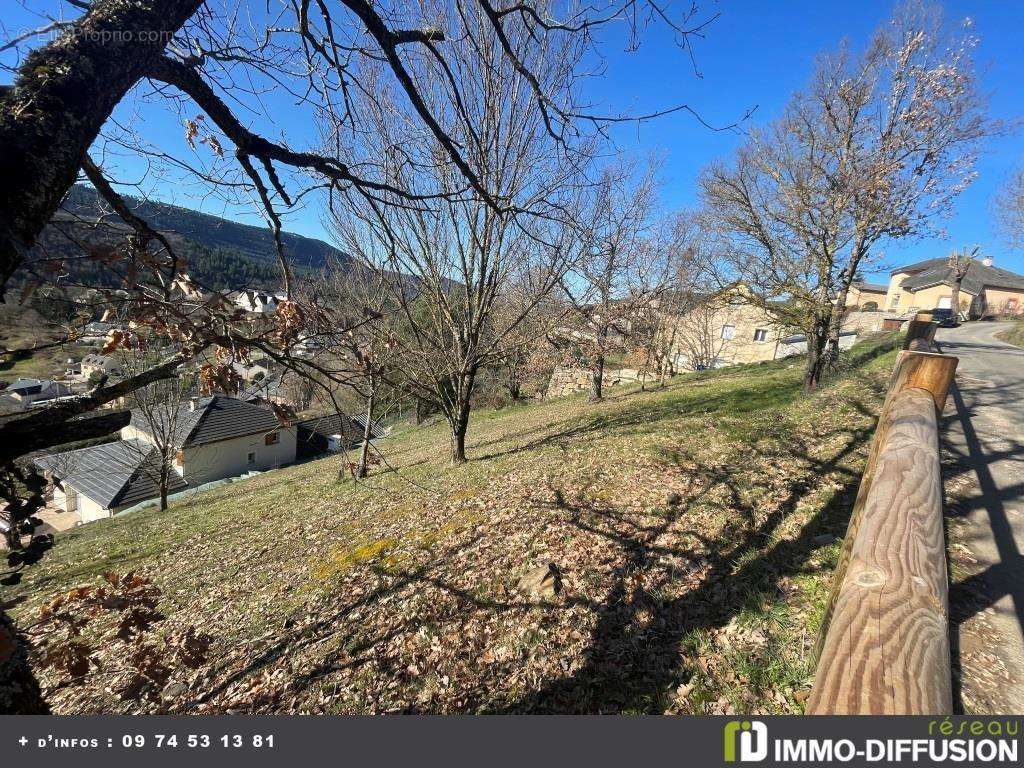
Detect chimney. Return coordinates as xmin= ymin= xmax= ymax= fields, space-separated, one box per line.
xmin=189 ymin=397 xmax=199 ymax=412
xmin=982 ymin=255 xmax=993 ymax=267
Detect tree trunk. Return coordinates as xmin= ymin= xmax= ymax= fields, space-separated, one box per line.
xmin=415 ymin=397 xmax=429 ymax=425
xmin=448 ymin=369 xmax=477 ymax=464
xmin=507 ymin=376 xmax=521 ymax=401
xmin=950 ymin=282 xmax=961 ymax=322
xmin=590 ymin=355 xmax=604 ymax=401
xmin=450 ymin=407 xmax=469 ymax=464
xmin=822 ymin=299 xmax=846 ymax=371
xmin=0 ymin=0 xmax=203 ymax=297
xmin=158 ymin=459 xmax=170 ymax=511
xmin=0 ymin=611 xmax=49 ymax=714
xmin=803 ymin=324 xmax=829 ymax=393
xmin=356 ymin=385 xmax=376 ymax=479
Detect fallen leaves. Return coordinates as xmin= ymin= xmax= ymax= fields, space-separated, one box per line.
xmin=9 ymin=342 xmax=896 ymax=714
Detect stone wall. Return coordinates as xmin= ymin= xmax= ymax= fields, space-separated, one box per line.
xmin=840 ymin=310 xmax=898 ymax=334
xmin=545 ymin=365 xmax=641 ymax=399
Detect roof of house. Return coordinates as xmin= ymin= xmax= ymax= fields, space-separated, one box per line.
xmin=854 ymin=281 xmax=888 ymax=293
xmin=8 ymin=378 xmax=46 ymax=396
xmin=81 ymin=354 xmax=120 ymax=367
xmin=238 ymin=372 xmax=286 ymax=402
xmin=298 ymin=412 xmax=385 ymax=443
xmin=7 ymin=378 xmax=70 ymax=398
xmin=894 ymin=258 xmax=1024 ymax=295
xmin=130 ymin=395 xmax=284 ymax=448
xmin=34 ymin=438 xmax=188 ymax=509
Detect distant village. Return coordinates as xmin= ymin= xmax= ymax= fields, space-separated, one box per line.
xmin=5 ymin=253 xmax=1023 ymax=536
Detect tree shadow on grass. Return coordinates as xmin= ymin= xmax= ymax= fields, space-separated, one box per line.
xmin=168 ymin=383 xmax=878 ymax=714
xmin=487 ymin=407 xmax=875 ymax=713
xmin=475 ymin=376 xmax=805 ymax=462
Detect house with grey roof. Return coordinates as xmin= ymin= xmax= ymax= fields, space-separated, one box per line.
xmin=295 ymin=412 xmax=386 ymax=460
xmin=35 ymin=439 xmax=189 ymax=523
xmin=35 ymin=396 xmax=297 ymax=524
xmin=120 ymin=395 xmax=298 ymax=488
xmin=844 ymin=281 xmax=889 ymax=310
xmin=3 ymin=378 xmax=73 ymax=410
xmin=885 ymin=256 xmax=1024 ymax=318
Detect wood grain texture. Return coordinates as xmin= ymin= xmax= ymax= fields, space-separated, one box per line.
xmin=891 ymin=351 xmax=958 ymax=413
xmin=808 ymin=387 xmax=950 ymax=714
xmin=811 ymin=351 xmax=957 ymax=667
xmin=904 ymin=320 xmax=938 ymax=349
xmin=907 ymin=338 xmax=932 ymax=353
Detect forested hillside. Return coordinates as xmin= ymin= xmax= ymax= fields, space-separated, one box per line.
xmin=30 ymin=186 xmax=352 ymax=290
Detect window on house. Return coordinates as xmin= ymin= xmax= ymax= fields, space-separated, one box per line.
xmin=247 ymin=451 xmax=256 ymax=465
xmin=753 ymin=328 xmax=769 ymax=342
xmin=890 ymin=293 xmax=901 ymax=309
xmin=721 ymin=324 xmax=736 ymax=340
xmin=265 ymin=431 xmax=280 ymax=446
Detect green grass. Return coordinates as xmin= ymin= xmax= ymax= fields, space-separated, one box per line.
xmin=0 ymin=320 xmax=91 ymax=383
xmin=996 ymin=318 xmax=1024 ymax=347
xmin=9 ymin=333 xmax=900 ymax=714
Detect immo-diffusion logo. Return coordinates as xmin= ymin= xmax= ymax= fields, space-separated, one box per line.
xmin=724 ymin=720 xmax=769 ymax=762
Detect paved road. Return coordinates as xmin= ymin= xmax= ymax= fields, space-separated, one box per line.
xmin=935 ymin=321 xmax=1024 ymax=713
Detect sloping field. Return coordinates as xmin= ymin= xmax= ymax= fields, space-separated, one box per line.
xmin=8 ymin=336 xmax=899 ymax=713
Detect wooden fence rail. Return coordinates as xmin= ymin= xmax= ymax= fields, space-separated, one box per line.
xmin=808 ymin=325 xmax=958 ymax=714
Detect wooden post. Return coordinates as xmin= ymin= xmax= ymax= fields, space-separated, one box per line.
xmin=903 ymin=320 xmax=938 ymax=349
xmin=907 ymin=338 xmax=932 ymax=353
xmin=808 ymin=387 xmax=950 ymax=714
xmin=890 ymin=350 xmax=958 ymax=412
xmin=812 ymin=351 xmax=957 ymax=664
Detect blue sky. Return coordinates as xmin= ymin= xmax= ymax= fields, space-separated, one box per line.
xmin=3 ymin=1 xmax=1023 ymax=280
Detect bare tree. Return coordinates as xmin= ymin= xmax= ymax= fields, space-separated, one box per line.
xmin=638 ymin=213 xmax=706 ymax=385
xmin=948 ymin=245 xmax=979 ymax=321
xmin=996 ymin=167 xmax=1024 ymax=249
xmin=328 ymin=2 xmax=592 ymax=462
xmin=701 ymin=3 xmax=990 ymax=390
xmin=123 ymin=364 xmax=193 ymax=512
xmin=311 ymin=263 xmax=404 ymax=479
xmin=555 ymin=161 xmax=664 ymax=400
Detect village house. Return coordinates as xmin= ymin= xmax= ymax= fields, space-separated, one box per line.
xmin=884 ymin=256 xmax=1024 ymax=318
xmin=79 ymin=353 xmax=123 ymax=381
xmin=666 ymin=287 xmax=787 ymax=370
xmin=844 ymin=281 xmax=889 ymax=311
xmin=229 ymin=289 xmax=286 ymax=315
xmin=2 ymin=378 xmax=74 ymax=409
xmin=36 ymin=395 xmax=297 ymax=523
xmin=296 ymin=413 xmax=385 ymax=460
xmin=77 ymin=321 xmax=120 ymax=345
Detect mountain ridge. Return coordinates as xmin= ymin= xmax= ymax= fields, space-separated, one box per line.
xmin=59 ymin=185 xmax=350 ymax=271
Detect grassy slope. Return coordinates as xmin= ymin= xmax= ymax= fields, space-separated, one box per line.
xmin=995 ymin=318 xmax=1024 ymax=347
xmin=10 ymin=335 xmax=900 ymax=714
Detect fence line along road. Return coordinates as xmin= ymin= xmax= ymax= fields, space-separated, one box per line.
xmin=808 ymin=322 xmax=958 ymax=715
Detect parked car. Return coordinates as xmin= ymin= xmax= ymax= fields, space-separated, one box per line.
xmin=930 ymin=307 xmax=957 ymax=327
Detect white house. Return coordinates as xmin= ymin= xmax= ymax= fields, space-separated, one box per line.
xmin=230 ymin=289 xmax=286 ymax=315
xmin=3 ymin=378 xmax=73 ymax=409
xmin=77 ymin=321 xmax=121 ymax=345
xmin=36 ymin=396 xmax=297 ymax=523
xmin=80 ymin=354 xmax=123 ymax=381
xmin=35 ymin=439 xmax=189 ymax=522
